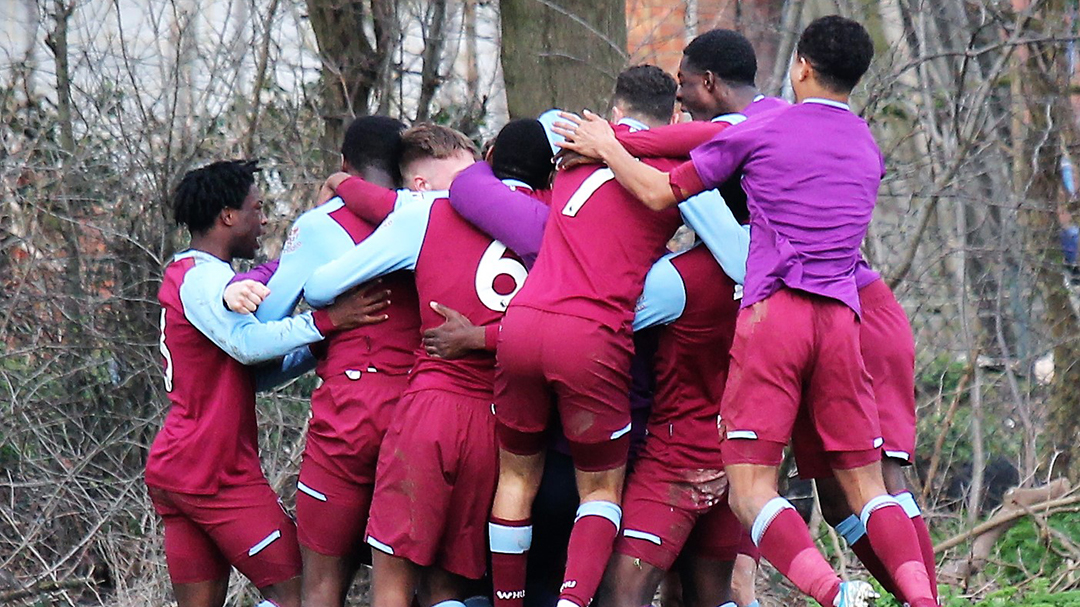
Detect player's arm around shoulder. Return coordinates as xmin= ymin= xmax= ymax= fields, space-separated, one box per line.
xmin=633 ymin=253 xmax=687 ymax=332
xmin=303 ymin=198 xmax=434 ymax=308
xmin=678 ymin=190 xmax=749 ymax=285
xmin=179 ymin=258 xmax=327 ymax=365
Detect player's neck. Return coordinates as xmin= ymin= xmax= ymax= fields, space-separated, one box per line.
xmin=358 ymin=165 xmax=396 ymax=189
xmin=730 ymin=87 xmax=761 ymax=113
xmin=189 ymin=233 xmax=232 ymax=264
xmin=795 ymin=81 xmax=849 ymax=105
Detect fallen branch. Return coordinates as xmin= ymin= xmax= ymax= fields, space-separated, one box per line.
xmin=0 ymin=577 xmax=96 ymax=603
xmin=936 ymin=480 xmax=1077 ymax=553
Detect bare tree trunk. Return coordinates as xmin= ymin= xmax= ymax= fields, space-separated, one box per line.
xmin=244 ymin=0 xmax=281 ymax=157
xmin=415 ymin=0 xmax=450 ymax=122
xmin=305 ymin=0 xmax=396 ymax=172
xmin=500 ymin=0 xmax=627 ymax=118
xmin=1018 ymin=0 xmax=1080 ymax=482
xmin=44 ymin=0 xmax=84 ymax=342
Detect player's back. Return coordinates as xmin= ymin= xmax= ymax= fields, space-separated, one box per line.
xmin=147 ymin=252 xmax=262 ymax=494
xmin=308 ymin=200 xmax=421 ymax=378
xmin=512 ymin=160 xmax=682 ymax=330
xmin=643 ymin=246 xmax=739 ymax=468
xmin=408 ymin=198 xmax=527 ymax=398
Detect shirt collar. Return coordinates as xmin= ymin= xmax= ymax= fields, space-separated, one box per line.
xmin=803 ymin=98 xmax=851 ymax=111
xmin=616 ymin=117 xmax=650 ymax=132
xmin=711 ymin=113 xmax=747 ymax=126
xmin=752 ymin=94 xmax=765 ymax=102
xmin=501 ymin=178 xmax=533 ymax=191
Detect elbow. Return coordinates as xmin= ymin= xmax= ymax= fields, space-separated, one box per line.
xmin=642 ymin=190 xmax=675 ymax=211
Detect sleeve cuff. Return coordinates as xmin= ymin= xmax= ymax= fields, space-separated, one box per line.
xmin=670 ymin=161 xmax=707 ymax=202
xmin=483 ymin=322 xmax=501 ymax=351
xmin=312 ymin=308 xmax=337 ymax=336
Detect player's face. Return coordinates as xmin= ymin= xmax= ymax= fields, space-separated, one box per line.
xmin=411 ymin=150 xmax=476 ymax=191
xmin=676 ymin=58 xmax=715 ymax=121
xmin=232 ymin=185 xmax=267 ymax=259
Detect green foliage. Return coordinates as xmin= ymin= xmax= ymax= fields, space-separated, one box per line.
xmin=989 ymin=514 xmax=1080 ymax=586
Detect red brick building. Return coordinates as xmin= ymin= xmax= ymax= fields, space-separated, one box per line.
xmin=626 ymin=0 xmax=786 ymax=91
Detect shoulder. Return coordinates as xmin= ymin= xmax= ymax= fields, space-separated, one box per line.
xmin=177 ymin=251 xmax=232 ymax=298
xmin=384 ymin=195 xmax=436 ymax=229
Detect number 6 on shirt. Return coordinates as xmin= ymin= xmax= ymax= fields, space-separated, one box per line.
xmin=475 ymin=241 xmax=527 ymax=312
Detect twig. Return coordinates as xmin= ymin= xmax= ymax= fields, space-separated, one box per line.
xmin=935 ymin=493 xmax=1080 ymax=553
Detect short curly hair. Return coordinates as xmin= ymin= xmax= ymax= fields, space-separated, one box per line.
xmin=173 ymin=159 xmax=260 ymax=234
xmin=613 ymin=64 xmax=677 ymax=124
xmin=682 ymin=29 xmax=757 ymax=87
xmin=342 ymin=115 xmax=406 ymax=185
xmin=796 ymin=15 xmax=874 ymax=94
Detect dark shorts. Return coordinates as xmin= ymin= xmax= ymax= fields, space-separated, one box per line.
xmin=615 ymin=456 xmax=741 ymax=570
xmin=297 ymin=371 xmax=406 ymax=555
xmin=364 ymin=389 xmax=497 ymax=580
xmin=148 ymin=482 xmax=301 ymax=588
xmin=495 ymin=306 xmax=633 ymax=471
xmin=719 ymin=289 xmax=882 ymax=470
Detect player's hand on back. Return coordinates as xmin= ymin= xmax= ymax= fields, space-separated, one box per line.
xmin=224 ymin=280 xmax=271 ymax=314
xmin=324 ymin=281 xmax=391 ymax=330
xmin=422 ymin=301 xmax=485 ymax=359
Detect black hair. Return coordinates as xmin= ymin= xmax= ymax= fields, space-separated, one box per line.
xmin=491 ymin=119 xmax=554 ymax=191
xmin=342 ymin=115 xmax=407 ymax=184
xmin=173 ymin=159 xmax=260 ymax=234
xmin=613 ymin=64 xmax=677 ymax=124
xmin=682 ymin=29 xmax=757 ymax=87
xmin=796 ymin=15 xmax=874 ymax=93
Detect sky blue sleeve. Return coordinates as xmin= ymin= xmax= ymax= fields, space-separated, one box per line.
xmin=303 ymin=200 xmax=431 ymax=308
xmin=633 ymin=254 xmax=686 ymax=331
xmin=255 ymin=210 xmax=350 ymax=322
xmin=679 ymin=190 xmax=750 ymax=285
xmin=180 ymin=262 xmax=327 ymax=365
xmin=254 ymin=346 xmax=318 ymax=391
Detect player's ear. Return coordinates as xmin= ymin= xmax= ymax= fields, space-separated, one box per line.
xmin=412 ymin=175 xmax=429 ymax=192
xmin=220 ymin=206 xmax=237 ymax=227
xmin=669 ymin=108 xmax=680 ymax=125
xmin=610 ymin=104 xmax=625 ymax=124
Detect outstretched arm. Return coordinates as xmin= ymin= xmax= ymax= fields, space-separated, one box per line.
xmin=304 ymin=201 xmax=430 ymax=308
xmin=327 ymin=173 xmax=429 ymax=224
xmin=449 ymin=161 xmax=549 ymax=267
xmin=678 ymin=190 xmax=750 ymax=285
xmin=615 ymin=121 xmax=729 ymax=159
xmin=554 ymin=111 xmax=694 ymax=210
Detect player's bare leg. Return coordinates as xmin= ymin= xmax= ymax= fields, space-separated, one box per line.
xmin=418 ymin=566 xmax=470 ymax=607
xmin=726 ymin=462 xmax=871 ymax=607
xmin=832 ymin=462 xmax=936 ymax=607
xmin=300 ymin=546 xmax=359 ymax=607
xmin=596 ymin=553 xmax=667 ymax=607
xmin=729 ymin=553 xmax=758 ymax=607
xmin=257 ymin=576 xmax=302 ymax=607
xmin=173 ymin=578 xmax=229 ymax=607
xmin=492 ymin=450 xmax=546 ymax=520
xmin=371 ymin=550 xmax=420 ymax=607
xmin=490 ymin=449 xmax=546 ymax=607
xmin=676 ymin=556 xmax=735 ymax=607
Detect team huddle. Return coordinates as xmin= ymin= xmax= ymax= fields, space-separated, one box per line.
xmin=148 ymin=15 xmax=944 ymax=607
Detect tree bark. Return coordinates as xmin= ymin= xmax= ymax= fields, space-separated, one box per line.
xmin=305 ymin=0 xmax=396 ymax=172
xmin=1017 ymin=3 xmax=1080 ymax=482
xmin=500 ymin=0 xmax=627 ymax=118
